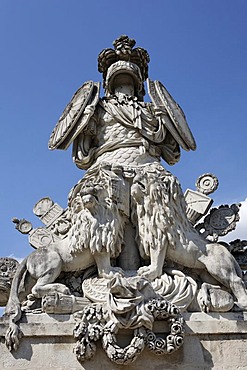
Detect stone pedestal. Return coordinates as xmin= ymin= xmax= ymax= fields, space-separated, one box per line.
xmin=0 ymin=312 xmax=246 ymax=369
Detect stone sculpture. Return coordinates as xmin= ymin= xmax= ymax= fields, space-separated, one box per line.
xmin=4 ymin=35 xmax=247 ymax=364
xmin=0 ymin=258 xmax=19 ymax=307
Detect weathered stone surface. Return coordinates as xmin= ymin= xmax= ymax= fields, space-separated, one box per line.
xmin=0 ymin=258 xmax=19 ymax=307
xmin=1 ymin=313 xmax=246 ymax=369
xmin=184 ymin=189 xmax=213 ymax=224
xmin=3 ymin=35 xmax=247 ymax=368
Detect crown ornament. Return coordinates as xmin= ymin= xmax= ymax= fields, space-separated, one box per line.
xmin=98 ymin=35 xmax=150 ymax=90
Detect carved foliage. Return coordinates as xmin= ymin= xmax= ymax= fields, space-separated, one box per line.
xmin=0 ymin=257 xmax=19 ymax=306
xmin=73 ymin=298 xmax=184 ymax=365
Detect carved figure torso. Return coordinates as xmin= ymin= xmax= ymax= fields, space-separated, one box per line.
xmin=94 ymin=101 xmax=160 ymax=166
xmin=5 ymin=36 xmax=247 ymax=362
xmin=73 ymin=96 xmax=177 ymax=169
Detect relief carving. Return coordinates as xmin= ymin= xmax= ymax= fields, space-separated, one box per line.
xmin=3 ymin=35 xmax=247 ymax=365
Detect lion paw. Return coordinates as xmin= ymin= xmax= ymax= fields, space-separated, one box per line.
xmin=101 ymin=267 xmax=125 ymax=279
xmin=137 ymin=266 xmax=159 ymax=281
xmin=198 ymin=284 xmax=212 ymax=313
xmin=5 ymin=323 xmax=22 ymax=352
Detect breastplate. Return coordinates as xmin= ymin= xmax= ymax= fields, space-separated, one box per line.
xmin=94 ymin=109 xmax=159 ymax=166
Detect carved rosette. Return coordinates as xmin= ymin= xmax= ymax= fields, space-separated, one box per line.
xmin=73 ymin=295 xmax=184 ymax=365
xmin=196 ymin=173 xmax=219 ymax=195
xmin=145 ymin=319 xmax=184 ymax=355
xmin=5 ymin=35 xmax=247 ymax=367
xmin=12 ymin=218 xmax=33 ymax=234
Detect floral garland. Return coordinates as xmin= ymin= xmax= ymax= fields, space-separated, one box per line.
xmin=73 ymin=299 xmax=184 ymax=365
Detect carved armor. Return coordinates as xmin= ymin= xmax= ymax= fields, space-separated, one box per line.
xmin=4 ymin=36 xmax=247 ymax=364
xmin=73 ymin=95 xmax=180 ymax=169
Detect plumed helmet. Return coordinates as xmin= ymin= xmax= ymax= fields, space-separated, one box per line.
xmin=98 ymin=35 xmax=150 ymax=97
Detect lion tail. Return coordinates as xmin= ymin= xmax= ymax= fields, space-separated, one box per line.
xmin=4 ymin=256 xmax=28 ymax=351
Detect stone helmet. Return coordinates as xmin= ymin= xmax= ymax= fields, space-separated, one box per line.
xmin=98 ymin=35 xmax=150 ymax=98
xmin=104 ymin=60 xmax=143 ymax=95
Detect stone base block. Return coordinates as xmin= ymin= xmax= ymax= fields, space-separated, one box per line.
xmin=0 ymin=312 xmax=247 ymax=369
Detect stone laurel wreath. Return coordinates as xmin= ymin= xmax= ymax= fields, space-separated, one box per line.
xmin=73 ymin=299 xmax=184 ymax=365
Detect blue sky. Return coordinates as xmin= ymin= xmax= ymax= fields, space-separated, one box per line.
xmin=1 ymin=0 xmax=247 ymax=262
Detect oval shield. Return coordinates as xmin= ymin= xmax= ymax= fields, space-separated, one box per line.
xmin=48 ymin=80 xmax=94 ymax=150
xmin=147 ymin=79 xmax=196 ymax=151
